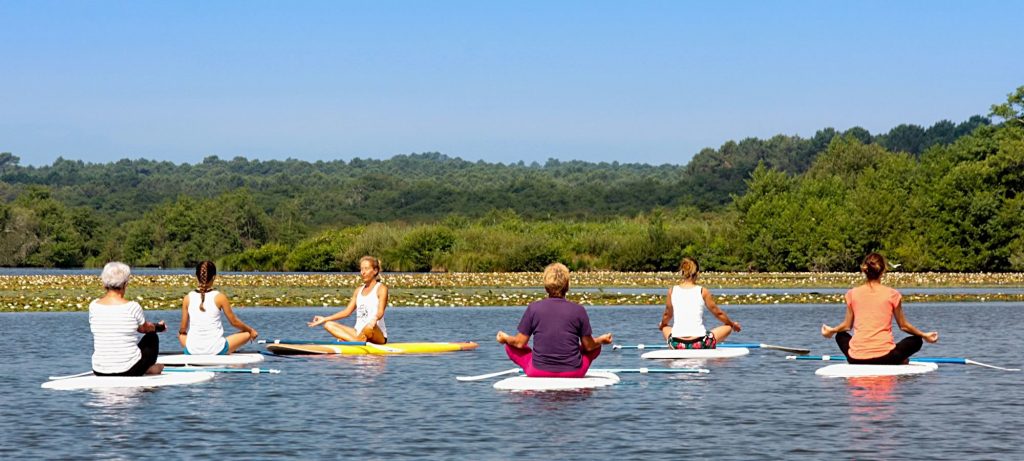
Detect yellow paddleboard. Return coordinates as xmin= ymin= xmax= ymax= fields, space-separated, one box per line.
xmin=266 ymin=341 xmax=479 ymax=355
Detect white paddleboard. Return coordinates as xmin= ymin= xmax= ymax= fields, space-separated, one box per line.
xmin=158 ymin=353 xmax=264 ymax=366
xmin=42 ymin=372 xmax=215 ymax=390
xmin=494 ymin=371 xmax=620 ymax=391
xmin=641 ymin=348 xmax=750 ymax=359
xmin=815 ymin=361 xmax=938 ymax=378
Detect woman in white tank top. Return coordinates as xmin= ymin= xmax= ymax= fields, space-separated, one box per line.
xmin=658 ymin=257 xmax=741 ymax=349
xmin=308 ymin=255 xmax=389 ymax=344
xmin=178 ymin=261 xmax=259 ymax=355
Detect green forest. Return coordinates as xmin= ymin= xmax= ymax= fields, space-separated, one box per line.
xmin=1 ymin=87 xmax=1021 ymax=272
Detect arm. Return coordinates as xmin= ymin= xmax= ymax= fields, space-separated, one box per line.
xmin=658 ymin=286 xmax=674 ymax=340
xmin=821 ymin=304 xmax=854 ymax=338
xmin=496 ymin=331 xmax=530 ymax=348
xmin=217 ymin=293 xmax=258 ymax=339
xmin=365 ymin=284 xmax=389 ymax=331
xmin=135 ymin=303 xmax=163 ymax=333
xmin=703 ymin=288 xmax=740 ymax=332
xmin=581 ymin=333 xmax=613 ymax=352
xmin=178 ymin=295 xmax=190 ymax=336
xmin=893 ymin=302 xmax=938 ymax=343
xmin=308 ymin=288 xmax=358 ymax=327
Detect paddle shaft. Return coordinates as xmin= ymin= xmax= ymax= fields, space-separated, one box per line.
xmin=259 ymin=339 xmax=367 ymax=346
xmin=787 ymin=355 xmax=1020 ymax=371
xmin=614 ymin=342 xmax=810 ymax=354
xmin=164 ymin=367 xmax=281 ymax=374
xmin=457 ymin=367 xmax=708 ymax=381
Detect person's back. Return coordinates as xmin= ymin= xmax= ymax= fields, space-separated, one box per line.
xmin=846 ymin=284 xmax=899 ymax=359
xmin=184 ymin=290 xmax=226 ymax=354
xmin=520 ymin=297 xmax=590 ymax=371
xmin=669 ymin=285 xmax=707 ymax=338
xmin=90 ymin=300 xmax=143 ymax=373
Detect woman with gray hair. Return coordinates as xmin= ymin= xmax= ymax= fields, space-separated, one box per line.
xmin=496 ymin=262 xmax=613 ymax=377
xmin=89 ymin=262 xmax=166 ymax=376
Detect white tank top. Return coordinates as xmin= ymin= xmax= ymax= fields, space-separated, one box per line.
xmin=354 ymin=281 xmax=387 ymax=338
xmin=669 ymin=285 xmax=708 ymax=338
xmin=184 ymin=290 xmax=227 ymax=355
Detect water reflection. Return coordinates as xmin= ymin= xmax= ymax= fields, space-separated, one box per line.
xmin=84 ymin=389 xmax=147 ymax=445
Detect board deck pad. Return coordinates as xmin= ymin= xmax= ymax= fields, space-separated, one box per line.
xmin=266 ymin=341 xmax=479 ymax=355
xmin=815 ymin=362 xmax=939 ymax=378
xmin=158 ymin=353 xmax=264 ymax=366
xmin=42 ymin=372 xmax=215 ymax=390
xmin=641 ymin=348 xmax=750 ymax=359
xmin=493 ymin=371 xmax=620 ymax=391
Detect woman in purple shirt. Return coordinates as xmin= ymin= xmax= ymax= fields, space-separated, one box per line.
xmin=496 ymin=262 xmax=613 ymax=377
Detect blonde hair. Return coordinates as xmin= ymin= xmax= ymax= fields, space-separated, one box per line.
xmin=542 ymin=262 xmax=570 ymax=298
xmin=100 ymin=262 xmax=131 ymax=290
xmin=359 ymin=255 xmax=382 ymax=282
xmin=679 ymin=257 xmax=700 ymax=281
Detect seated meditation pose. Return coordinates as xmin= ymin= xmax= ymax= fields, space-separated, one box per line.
xmin=821 ymin=252 xmax=938 ymax=364
xmin=90 ymin=262 xmax=166 ymax=376
xmin=308 ymin=255 xmax=389 ymax=343
xmin=178 ymin=260 xmax=259 ymax=354
xmin=659 ymin=257 xmax=741 ymax=349
xmin=496 ymin=262 xmax=613 ymax=377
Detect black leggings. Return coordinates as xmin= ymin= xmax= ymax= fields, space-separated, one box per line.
xmin=835 ymin=332 xmax=923 ymax=365
xmin=94 ymin=332 xmax=160 ymax=376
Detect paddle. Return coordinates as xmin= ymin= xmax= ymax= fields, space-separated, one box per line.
xmin=259 ymin=338 xmax=403 ymax=353
xmin=786 ymin=355 xmax=1021 ymax=372
xmin=456 ymin=368 xmax=522 ymax=381
xmin=258 ymin=339 xmax=367 ymax=346
xmin=592 ymin=368 xmax=710 ymax=374
xmin=456 ymin=367 xmax=709 ymax=381
xmin=613 ymin=342 xmax=811 ymax=354
xmin=48 ymin=371 xmax=94 ymax=380
xmin=163 ymin=367 xmax=282 ymax=374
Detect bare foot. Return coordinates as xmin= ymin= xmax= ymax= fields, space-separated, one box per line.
xmin=145 ymin=363 xmax=165 ymax=375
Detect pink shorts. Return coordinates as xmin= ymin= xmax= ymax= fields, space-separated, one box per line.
xmin=504 ymin=344 xmax=602 ymax=378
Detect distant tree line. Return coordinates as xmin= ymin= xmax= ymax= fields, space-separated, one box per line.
xmin=0 ymin=86 xmax=1019 ymax=271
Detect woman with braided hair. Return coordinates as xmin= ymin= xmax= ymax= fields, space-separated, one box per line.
xmin=178 ymin=260 xmax=259 ymax=354
xmin=308 ymin=255 xmax=389 ymax=343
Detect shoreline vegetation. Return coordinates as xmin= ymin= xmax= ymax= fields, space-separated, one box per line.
xmin=3 ymin=87 xmax=1022 ymax=274
xmin=4 ymin=271 xmax=1024 ymax=312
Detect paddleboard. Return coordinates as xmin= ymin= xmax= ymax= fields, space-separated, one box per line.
xmin=641 ymin=348 xmax=750 ymax=359
xmin=42 ymin=372 xmax=215 ymax=390
xmin=494 ymin=371 xmax=620 ymax=391
xmin=815 ymin=362 xmax=939 ymax=378
xmin=265 ymin=341 xmax=479 ymax=355
xmin=158 ymin=353 xmax=264 ymax=366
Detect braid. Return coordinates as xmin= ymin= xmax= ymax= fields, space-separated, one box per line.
xmin=195 ymin=260 xmax=217 ymax=312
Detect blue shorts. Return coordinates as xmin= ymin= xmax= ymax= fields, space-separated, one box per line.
xmin=183 ymin=340 xmax=230 ymax=355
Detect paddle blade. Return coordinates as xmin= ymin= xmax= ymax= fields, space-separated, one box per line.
xmin=759 ymin=344 xmax=811 ymax=355
xmin=456 ymin=368 xmax=522 ymax=382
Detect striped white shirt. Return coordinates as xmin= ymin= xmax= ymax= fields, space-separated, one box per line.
xmin=89 ymin=300 xmax=145 ymax=373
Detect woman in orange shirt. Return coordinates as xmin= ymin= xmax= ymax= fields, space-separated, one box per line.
xmin=821 ymin=253 xmax=938 ymax=364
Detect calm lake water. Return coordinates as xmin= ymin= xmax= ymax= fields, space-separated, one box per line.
xmin=2 ymin=301 xmax=1021 ymax=460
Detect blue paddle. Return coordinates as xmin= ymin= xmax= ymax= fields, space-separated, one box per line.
xmin=786 ymin=355 xmax=1020 ymax=371
xmin=613 ymin=342 xmax=811 ymax=354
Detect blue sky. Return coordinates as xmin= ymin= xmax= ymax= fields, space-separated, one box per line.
xmin=2 ymin=0 xmax=1022 ymax=167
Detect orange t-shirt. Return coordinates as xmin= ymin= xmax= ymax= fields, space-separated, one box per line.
xmin=845 ymin=284 xmax=901 ymax=359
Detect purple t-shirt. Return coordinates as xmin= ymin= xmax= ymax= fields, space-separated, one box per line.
xmin=517 ymin=297 xmax=593 ymax=372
